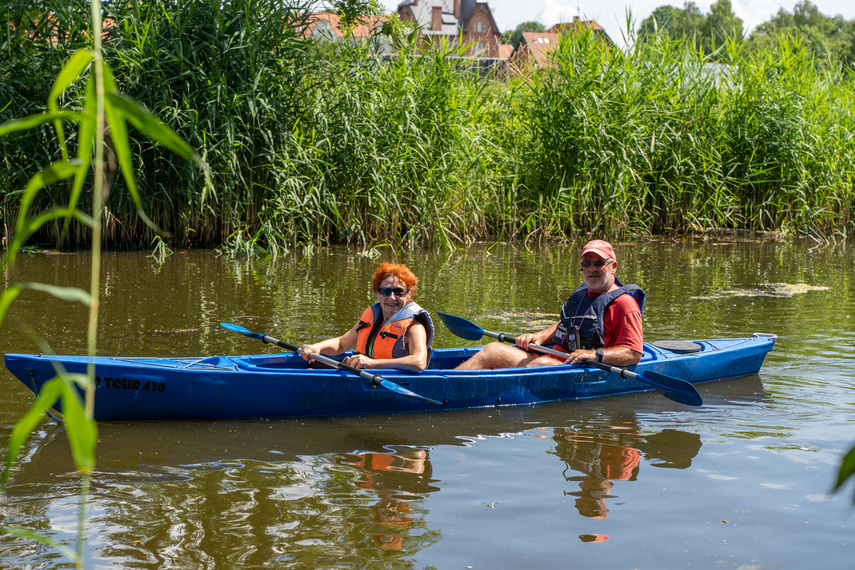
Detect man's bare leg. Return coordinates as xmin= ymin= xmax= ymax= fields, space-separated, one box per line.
xmin=455 ymin=342 xmax=562 ymax=370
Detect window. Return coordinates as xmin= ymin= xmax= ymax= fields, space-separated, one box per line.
xmin=473 ymin=19 xmax=484 ymax=33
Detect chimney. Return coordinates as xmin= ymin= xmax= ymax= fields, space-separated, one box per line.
xmin=454 ymin=0 xmax=460 ymax=18
xmin=432 ymin=6 xmax=441 ymax=30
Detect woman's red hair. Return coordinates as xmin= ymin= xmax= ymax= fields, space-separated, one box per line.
xmin=372 ymin=262 xmax=418 ymax=293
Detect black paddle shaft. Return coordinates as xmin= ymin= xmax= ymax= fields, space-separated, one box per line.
xmin=220 ymin=322 xmax=440 ymax=405
xmin=261 ymin=334 xmax=384 ymax=385
xmin=474 ymin=322 xmax=702 ymax=406
xmin=582 ymin=357 xmax=643 ymax=380
xmin=488 ymin=330 xmax=641 ymax=377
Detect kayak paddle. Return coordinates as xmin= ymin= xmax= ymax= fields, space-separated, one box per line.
xmin=436 ymin=311 xmax=703 ymax=407
xmin=220 ymin=322 xmax=442 ymax=405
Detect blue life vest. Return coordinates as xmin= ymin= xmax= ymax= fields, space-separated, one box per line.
xmin=553 ymin=279 xmax=645 ymax=350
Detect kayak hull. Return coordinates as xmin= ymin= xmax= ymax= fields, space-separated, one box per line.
xmin=4 ymin=335 xmax=776 ymax=421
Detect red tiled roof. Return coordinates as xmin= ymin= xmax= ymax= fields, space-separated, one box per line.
xmin=548 ymin=20 xmax=605 ymax=34
xmin=498 ymin=43 xmax=514 ymax=59
xmin=7 ymin=13 xmax=114 ymax=42
xmin=520 ymin=32 xmax=561 ymax=63
xmin=304 ymin=12 xmax=388 ymax=39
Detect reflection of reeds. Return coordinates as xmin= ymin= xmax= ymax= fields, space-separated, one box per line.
xmin=2 ymin=3 xmax=853 ymax=253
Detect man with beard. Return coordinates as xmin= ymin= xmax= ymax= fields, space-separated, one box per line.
xmin=455 ymin=240 xmax=644 ymax=369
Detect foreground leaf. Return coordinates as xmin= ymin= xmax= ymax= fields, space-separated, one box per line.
xmin=0 ymin=282 xmax=90 ymax=327
xmin=0 ymin=374 xmax=97 ymax=492
xmin=0 ymin=111 xmax=79 ymax=136
xmin=0 ymin=527 xmax=79 ymax=563
xmin=5 ymin=160 xmax=85 ymax=266
xmin=1 ymin=379 xmax=63 ymax=490
xmin=834 ymin=444 xmax=855 ymax=503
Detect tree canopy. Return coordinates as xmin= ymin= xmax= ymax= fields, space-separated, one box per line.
xmin=749 ymin=0 xmax=855 ymax=67
xmin=637 ymin=0 xmax=741 ymax=55
xmin=638 ymin=1 xmax=854 ymax=67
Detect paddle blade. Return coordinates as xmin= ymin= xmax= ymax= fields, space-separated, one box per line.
xmin=638 ymin=371 xmax=703 ymax=406
xmin=378 ymin=378 xmax=443 ymax=405
xmin=437 ymin=312 xmax=486 ymax=342
xmin=220 ymin=322 xmax=263 ymax=340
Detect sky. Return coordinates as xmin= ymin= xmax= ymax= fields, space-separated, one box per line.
xmin=377 ymin=0 xmax=855 ymax=48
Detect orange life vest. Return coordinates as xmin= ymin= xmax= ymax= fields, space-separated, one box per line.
xmin=354 ymin=302 xmax=434 ymax=360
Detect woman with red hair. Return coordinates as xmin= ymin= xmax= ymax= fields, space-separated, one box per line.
xmin=300 ymin=263 xmax=434 ymax=373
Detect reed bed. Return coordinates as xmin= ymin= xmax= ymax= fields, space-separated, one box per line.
xmin=2 ymin=0 xmax=854 ymax=253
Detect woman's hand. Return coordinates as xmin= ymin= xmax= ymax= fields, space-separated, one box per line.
xmin=342 ymin=353 xmax=374 ymax=369
xmin=299 ymin=344 xmax=318 ymax=363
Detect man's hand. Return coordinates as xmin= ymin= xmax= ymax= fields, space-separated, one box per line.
xmin=564 ymin=348 xmax=598 ymax=365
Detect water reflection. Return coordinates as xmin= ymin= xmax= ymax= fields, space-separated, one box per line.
xmin=342 ymin=448 xmax=437 ymax=551
xmin=2 ymin=375 xmax=772 ymax=567
xmin=552 ymin=420 xmax=702 ymax=542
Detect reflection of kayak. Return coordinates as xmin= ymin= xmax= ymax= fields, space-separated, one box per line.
xmin=12 ymin=395 xmax=723 ymax=482
xmin=4 ymin=334 xmax=775 ymax=421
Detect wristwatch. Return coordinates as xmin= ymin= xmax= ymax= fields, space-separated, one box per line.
xmin=596 ymin=349 xmax=605 ymax=363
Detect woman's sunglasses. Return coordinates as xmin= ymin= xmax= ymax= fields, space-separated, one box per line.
xmin=377 ymin=287 xmax=410 ymax=297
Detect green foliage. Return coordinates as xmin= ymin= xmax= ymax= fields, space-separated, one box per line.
xmin=1 ymin=0 xmax=210 ymax=564
xmin=701 ymin=0 xmax=744 ymax=53
xmin=329 ymin=0 xmax=388 ymax=25
xmin=748 ymin=1 xmax=855 ymax=68
xmin=0 ymin=527 xmax=79 ymax=564
xmin=834 ymin=444 xmax=855 ymax=503
xmin=512 ymin=26 xmax=855 ymax=237
xmin=637 ymin=0 xmax=743 ymax=57
xmin=637 ymin=5 xmax=681 ymax=42
xmin=2 ymin=374 xmax=97 ymax=487
xmin=1 ymin=1 xmax=855 ymax=254
xmin=638 ymin=2 xmax=706 ymax=51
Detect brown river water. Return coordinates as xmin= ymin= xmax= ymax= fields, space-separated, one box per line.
xmin=0 ymin=239 xmax=853 ymax=568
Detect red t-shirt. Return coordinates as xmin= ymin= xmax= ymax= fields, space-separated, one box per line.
xmin=601 ymin=293 xmax=643 ymax=353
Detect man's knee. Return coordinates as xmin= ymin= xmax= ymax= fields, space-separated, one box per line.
xmin=527 ymin=355 xmax=561 ymax=367
xmin=480 ymin=342 xmax=508 ymax=356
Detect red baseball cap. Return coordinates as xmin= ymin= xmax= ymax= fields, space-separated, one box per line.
xmin=581 ymin=240 xmax=616 ymax=261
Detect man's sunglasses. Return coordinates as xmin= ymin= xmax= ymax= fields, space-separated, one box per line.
xmin=377 ymin=287 xmax=410 ymax=297
xmin=580 ymin=260 xmax=614 ymax=268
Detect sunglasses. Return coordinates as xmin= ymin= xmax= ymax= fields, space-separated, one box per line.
xmin=377 ymin=287 xmax=410 ymax=297
xmin=580 ymin=260 xmax=614 ymax=268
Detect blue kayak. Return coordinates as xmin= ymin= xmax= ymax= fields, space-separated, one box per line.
xmin=4 ymin=333 xmax=776 ymax=421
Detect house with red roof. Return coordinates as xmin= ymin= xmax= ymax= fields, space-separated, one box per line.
xmin=395 ymin=0 xmax=504 ymax=59
xmin=512 ymin=17 xmax=615 ymax=69
xmin=303 ymin=12 xmax=393 ymax=54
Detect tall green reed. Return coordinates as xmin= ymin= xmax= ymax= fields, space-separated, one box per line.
xmin=1 ymin=0 xmax=209 ymax=565
xmin=287 ymin=27 xmax=498 ymax=249
xmin=513 ymin=27 xmax=854 ymax=239
xmin=2 ymin=5 xmax=854 ymax=252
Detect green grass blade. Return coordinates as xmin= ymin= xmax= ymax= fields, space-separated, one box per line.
xmin=58 ymin=378 xmax=97 ymax=473
xmin=48 ymin=49 xmax=94 ymax=110
xmin=0 ymin=527 xmax=79 ymax=563
xmin=0 ymin=111 xmax=80 ymax=136
xmin=105 ymin=92 xmax=197 ymax=161
xmin=1 ymin=379 xmax=63 ymax=490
